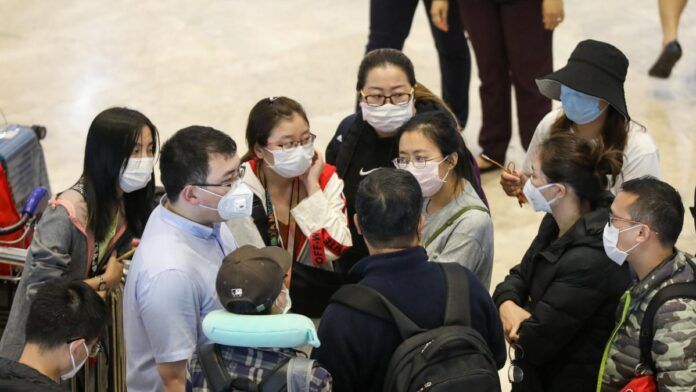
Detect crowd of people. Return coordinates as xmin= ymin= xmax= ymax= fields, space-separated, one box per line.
xmin=0 ymin=4 xmax=695 ymax=391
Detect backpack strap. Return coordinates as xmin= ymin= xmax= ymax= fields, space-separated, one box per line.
xmin=258 ymin=356 xmax=292 ymax=392
xmin=638 ymin=260 xmax=696 ymax=373
xmin=331 ymin=284 xmax=425 ymax=339
xmin=439 ymin=263 xmax=471 ymax=327
xmin=196 ymin=344 xmax=238 ymax=392
xmin=422 ymin=205 xmax=489 ymax=249
xmin=286 ymin=357 xmax=315 ymax=392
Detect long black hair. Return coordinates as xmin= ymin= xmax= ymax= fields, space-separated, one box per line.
xmin=397 ymin=111 xmax=487 ymax=204
xmin=83 ymin=107 xmax=158 ymax=242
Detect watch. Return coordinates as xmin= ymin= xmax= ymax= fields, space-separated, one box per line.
xmin=98 ymin=274 xmax=107 ymax=291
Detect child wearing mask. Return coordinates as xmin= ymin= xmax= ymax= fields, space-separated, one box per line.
xmin=500 ymin=40 xmax=660 ymax=199
xmin=326 ymin=48 xmax=485 ymax=272
xmin=227 ymin=97 xmax=352 ymax=318
xmin=395 ymin=111 xmax=493 ymax=288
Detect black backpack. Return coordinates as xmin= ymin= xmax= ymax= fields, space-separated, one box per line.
xmin=197 ymin=343 xmax=321 ymax=392
xmin=638 ymin=259 xmax=696 ymax=374
xmin=331 ymin=263 xmax=501 ymax=392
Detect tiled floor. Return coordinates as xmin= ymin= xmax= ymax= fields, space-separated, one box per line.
xmin=1 ymin=0 xmax=694 ymax=389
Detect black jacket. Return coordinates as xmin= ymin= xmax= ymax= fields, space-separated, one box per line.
xmin=325 ymin=101 xmax=451 ymax=272
xmin=0 ymin=357 xmax=65 ymax=391
xmin=312 ymin=247 xmax=506 ymax=392
xmin=492 ymin=193 xmax=631 ymax=391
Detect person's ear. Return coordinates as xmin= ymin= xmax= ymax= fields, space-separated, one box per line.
xmin=447 ymin=153 xmax=458 ymax=168
xmin=636 ymin=224 xmax=651 ymax=244
xmin=417 ymin=214 xmax=425 ymax=235
xmin=69 ymin=338 xmax=86 ymax=356
xmin=254 ymin=144 xmax=266 ymax=161
xmin=353 ymin=214 xmax=362 ymax=236
xmin=555 ymin=183 xmax=568 ymax=199
xmin=181 ymin=185 xmax=200 ymax=205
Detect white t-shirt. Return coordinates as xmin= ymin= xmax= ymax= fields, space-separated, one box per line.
xmin=523 ymin=108 xmax=661 ymax=194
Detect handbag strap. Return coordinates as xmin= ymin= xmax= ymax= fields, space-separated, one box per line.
xmin=422 ymin=205 xmax=489 ymax=248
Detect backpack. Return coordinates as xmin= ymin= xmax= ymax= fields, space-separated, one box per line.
xmin=621 ymin=259 xmax=696 ymax=392
xmin=331 ymin=263 xmax=501 ymax=392
xmin=197 ymin=343 xmax=320 ymax=392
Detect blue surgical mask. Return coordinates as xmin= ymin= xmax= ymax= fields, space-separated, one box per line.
xmin=560 ymin=85 xmax=607 ymax=125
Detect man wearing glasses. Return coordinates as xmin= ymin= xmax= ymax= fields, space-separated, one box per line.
xmin=123 ymin=126 xmax=254 ymax=392
xmin=0 ymin=280 xmax=108 ymax=390
xmin=598 ymin=176 xmax=696 ymax=391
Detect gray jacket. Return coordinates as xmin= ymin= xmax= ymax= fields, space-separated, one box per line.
xmin=0 ymin=188 xmax=127 ymax=360
xmin=421 ymin=182 xmax=494 ymax=289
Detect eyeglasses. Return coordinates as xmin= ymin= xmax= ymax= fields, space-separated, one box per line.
xmin=508 ymin=343 xmax=524 ymax=383
xmin=392 ymin=156 xmax=446 ymax=169
xmin=192 ymin=166 xmax=246 ymax=188
xmin=267 ymin=133 xmax=316 ymax=151
xmin=360 ymin=88 xmax=414 ymax=107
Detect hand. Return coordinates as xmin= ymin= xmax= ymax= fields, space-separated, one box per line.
xmin=430 ymin=0 xmax=449 ymax=32
xmin=103 ymin=253 xmax=124 ymax=289
xmin=542 ymin=0 xmax=564 ymax=31
xmin=301 ymin=151 xmax=324 ymax=195
xmin=499 ymin=300 xmax=532 ymax=343
xmin=500 ymin=171 xmax=526 ymax=197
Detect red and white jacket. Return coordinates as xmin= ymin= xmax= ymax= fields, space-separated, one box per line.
xmin=225 ymin=159 xmax=352 ymax=271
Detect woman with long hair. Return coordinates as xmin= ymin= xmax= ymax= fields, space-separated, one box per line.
xmin=395 ymin=111 xmax=493 ymax=288
xmin=500 ymin=40 xmax=660 ymax=199
xmin=0 ymin=107 xmax=158 ymax=360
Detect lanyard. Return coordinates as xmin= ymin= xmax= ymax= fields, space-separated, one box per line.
xmin=262 ymin=170 xmax=299 ymax=259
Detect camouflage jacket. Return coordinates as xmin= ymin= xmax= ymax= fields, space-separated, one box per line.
xmin=599 ymin=250 xmax=696 ymax=391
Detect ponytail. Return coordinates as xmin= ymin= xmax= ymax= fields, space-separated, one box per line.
xmin=539 ymin=132 xmax=622 ymax=204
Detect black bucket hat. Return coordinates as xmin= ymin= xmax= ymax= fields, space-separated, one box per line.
xmin=536 ymin=39 xmax=630 ymax=121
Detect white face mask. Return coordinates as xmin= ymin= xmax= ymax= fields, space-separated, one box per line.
xmin=265 ymin=143 xmax=314 ymax=178
xmin=273 ymin=287 xmax=292 ymax=314
xmin=119 ymin=157 xmax=154 ymax=193
xmin=402 ymin=158 xmax=451 ymax=198
xmin=360 ymin=98 xmax=415 ymax=134
xmin=522 ymin=178 xmax=559 ymax=214
xmin=61 ymin=341 xmax=88 ymax=381
xmin=197 ymin=181 xmax=253 ymax=220
xmin=602 ymin=222 xmax=642 ymax=266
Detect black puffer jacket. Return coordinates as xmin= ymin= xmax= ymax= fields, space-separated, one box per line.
xmin=493 ymin=193 xmax=631 ymax=392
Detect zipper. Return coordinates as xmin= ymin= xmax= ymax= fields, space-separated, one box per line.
xmin=596 ymin=290 xmax=631 ymax=392
xmin=416 ymin=369 xmax=498 ymax=391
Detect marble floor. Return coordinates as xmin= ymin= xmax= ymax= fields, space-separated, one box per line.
xmin=1 ymin=0 xmax=695 ymax=389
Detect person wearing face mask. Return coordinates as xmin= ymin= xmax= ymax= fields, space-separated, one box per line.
xmin=597 ymin=177 xmax=696 ymax=391
xmin=493 ymin=132 xmax=631 ymax=391
xmin=188 ymin=245 xmax=333 ymax=391
xmin=326 ymin=48 xmax=484 ymax=272
xmin=0 ymin=107 xmax=158 ymax=364
xmin=123 ymin=126 xmax=250 ymax=392
xmin=500 ymin=40 xmax=660 ymax=201
xmin=0 ymin=280 xmax=108 ymax=391
xmin=395 ymin=111 xmax=493 ymax=288
xmin=229 ymin=97 xmax=352 ymax=318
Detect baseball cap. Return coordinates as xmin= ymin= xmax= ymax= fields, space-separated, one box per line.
xmin=216 ymin=245 xmax=292 ymax=315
